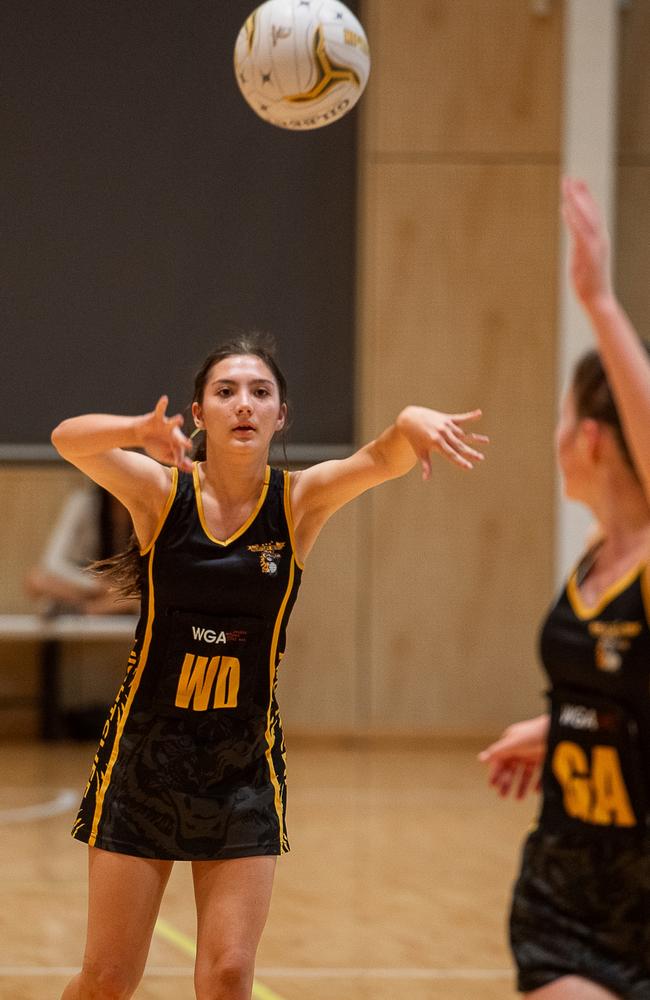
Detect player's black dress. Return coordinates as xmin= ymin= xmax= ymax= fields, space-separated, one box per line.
xmin=511 ymin=546 xmax=650 ymax=997
xmin=71 ymin=464 xmax=303 ymax=861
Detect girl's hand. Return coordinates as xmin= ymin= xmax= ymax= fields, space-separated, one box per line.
xmin=136 ymin=396 xmax=193 ymax=472
xmin=478 ymin=715 xmax=549 ymax=799
xmin=397 ymin=406 xmax=488 ymax=479
xmin=561 ymin=177 xmax=613 ymax=309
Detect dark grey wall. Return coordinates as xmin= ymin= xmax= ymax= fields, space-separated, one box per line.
xmin=3 ymin=1 xmax=358 ymax=444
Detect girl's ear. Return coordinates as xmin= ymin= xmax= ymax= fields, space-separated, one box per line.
xmin=191 ymin=401 xmax=203 ymax=427
xmin=578 ymin=418 xmax=601 ymax=462
xmin=276 ymin=402 xmax=287 ymax=432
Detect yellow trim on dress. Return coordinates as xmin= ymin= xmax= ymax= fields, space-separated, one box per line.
xmin=89 ymin=545 xmax=158 ymax=846
xmin=567 ymin=559 xmax=645 ymax=621
xmin=640 ymin=566 xmax=650 ymax=628
xmin=282 ymin=470 xmax=305 ymax=571
xmin=140 ymin=467 xmax=178 ymax=555
xmin=265 ymin=555 xmax=295 ymax=852
xmin=192 ymin=462 xmax=270 ymax=546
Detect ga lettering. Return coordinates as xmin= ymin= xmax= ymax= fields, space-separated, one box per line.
xmin=175 ymin=653 xmax=240 ymax=710
xmin=551 ymin=740 xmax=636 ymax=827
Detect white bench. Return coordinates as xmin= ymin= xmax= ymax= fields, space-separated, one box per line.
xmin=0 ymin=614 xmax=138 ymax=739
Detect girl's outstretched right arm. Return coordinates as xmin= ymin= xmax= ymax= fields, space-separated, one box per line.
xmin=51 ymin=396 xmax=193 ymax=548
xmin=562 ymin=178 xmax=650 ymax=498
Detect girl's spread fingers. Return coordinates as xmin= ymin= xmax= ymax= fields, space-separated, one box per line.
xmin=498 ymin=771 xmax=514 ymax=797
xmin=450 ymin=436 xmax=485 ymax=462
xmin=450 ymin=425 xmax=490 ymax=447
xmin=517 ymin=764 xmax=534 ymax=799
xmin=454 ymin=409 xmax=483 ymax=422
xmin=440 ymin=438 xmax=472 ymax=469
xmin=452 ymin=443 xmax=480 ymax=468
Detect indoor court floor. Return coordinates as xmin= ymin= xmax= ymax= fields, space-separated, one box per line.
xmin=0 ymin=737 xmax=527 ymax=999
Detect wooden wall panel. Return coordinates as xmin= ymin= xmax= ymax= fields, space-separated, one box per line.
xmin=362 ymin=0 xmax=562 ymax=156
xmin=616 ymin=1 xmax=650 ymax=344
xmin=359 ymin=164 xmax=557 ymax=730
xmin=618 ymin=0 xmax=650 ymax=159
xmin=359 ymin=163 xmax=560 ymax=429
xmin=280 ymin=500 xmax=366 ymax=733
xmin=0 ymin=646 xmax=39 ymax=738
xmin=616 ymin=167 xmax=650 ymax=336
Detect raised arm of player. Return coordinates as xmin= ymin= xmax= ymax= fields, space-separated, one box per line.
xmin=562 ymin=177 xmax=650 ymax=500
xmin=290 ymin=404 xmax=488 ymax=562
xmin=50 ymin=396 xmax=193 ymax=548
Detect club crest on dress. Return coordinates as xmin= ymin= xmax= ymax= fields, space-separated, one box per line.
xmin=588 ymin=620 xmax=642 ymax=673
xmin=247 ymin=541 xmax=285 ymax=575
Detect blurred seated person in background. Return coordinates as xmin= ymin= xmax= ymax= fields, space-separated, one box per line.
xmin=25 ymin=485 xmax=139 ymax=615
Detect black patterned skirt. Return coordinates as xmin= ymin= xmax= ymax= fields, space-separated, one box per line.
xmin=510 ymin=828 xmax=650 ymax=998
xmin=71 ymin=705 xmax=289 ymax=861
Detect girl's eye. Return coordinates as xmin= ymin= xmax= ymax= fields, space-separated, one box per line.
xmin=255 ymin=388 xmax=270 ymax=397
xmin=217 ymin=388 xmax=231 ymax=397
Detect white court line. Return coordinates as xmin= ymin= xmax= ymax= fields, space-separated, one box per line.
xmin=255 ymin=968 xmax=513 ymax=980
xmin=0 ymin=789 xmax=77 ymax=824
xmin=0 ymin=966 xmax=512 ymax=980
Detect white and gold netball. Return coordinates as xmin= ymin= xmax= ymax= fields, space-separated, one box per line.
xmin=234 ymin=0 xmax=370 ymax=130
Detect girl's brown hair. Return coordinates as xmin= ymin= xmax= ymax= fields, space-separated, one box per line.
xmin=572 ymin=345 xmax=650 ymax=475
xmin=91 ymin=333 xmax=290 ymax=599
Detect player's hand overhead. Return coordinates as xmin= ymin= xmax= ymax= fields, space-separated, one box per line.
xmin=397 ymin=406 xmax=489 ymax=479
xmin=562 ymin=177 xmax=613 ymax=309
xmin=138 ymin=396 xmax=193 ymax=472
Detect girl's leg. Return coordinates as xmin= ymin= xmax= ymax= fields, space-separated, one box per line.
xmin=526 ymin=977 xmax=622 ymax=999
xmin=192 ymin=855 xmax=276 ymax=1000
xmin=61 ymin=846 xmax=173 ymax=1000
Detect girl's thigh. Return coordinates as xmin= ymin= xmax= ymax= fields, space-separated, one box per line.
xmin=83 ymin=846 xmax=174 ymax=973
xmin=526 ymin=976 xmax=622 ymax=999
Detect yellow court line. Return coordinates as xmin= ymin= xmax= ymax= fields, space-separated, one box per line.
xmin=154 ymin=917 xmax=288 ymax=1000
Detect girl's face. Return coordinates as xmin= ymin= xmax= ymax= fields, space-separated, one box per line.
xmin=192 ymin=354 xmax=286 ymax=455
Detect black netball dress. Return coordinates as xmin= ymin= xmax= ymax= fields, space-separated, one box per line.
xmin=71 ymin=463 xmax=303 ymax=861
xmin=510 ymin=546 xmax=650 ymax=998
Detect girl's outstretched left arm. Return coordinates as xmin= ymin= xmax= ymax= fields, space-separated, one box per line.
xmin=562 ymin=177 xmax=650 ymax=497
xmin=290 ymin=404 xmax=488 ymax=563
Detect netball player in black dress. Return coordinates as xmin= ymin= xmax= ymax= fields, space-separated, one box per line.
xmin=52 ymin=339 xmax=487 ymax=1000
xmin=480 ymin=179 xmax=650 ymax=999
